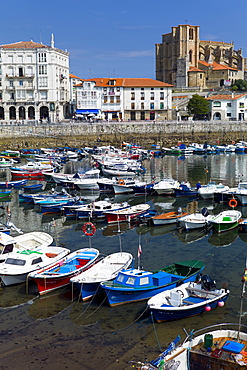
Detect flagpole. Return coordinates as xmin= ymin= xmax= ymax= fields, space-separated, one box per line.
xmin=237 ymin=259 xmax=247 ymax=341
xmin=137 ymin=233 xmax=142 ymax=270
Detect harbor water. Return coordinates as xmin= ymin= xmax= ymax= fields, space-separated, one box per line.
xmin=1 ymin=152 xmax=247 ymax=369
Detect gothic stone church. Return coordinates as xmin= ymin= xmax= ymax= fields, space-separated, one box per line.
xmin=156 ymin=24 xmax=244 ymax=89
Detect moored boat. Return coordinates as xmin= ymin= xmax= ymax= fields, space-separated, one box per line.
xmin=70 ymin=252 xmax=133 ymax=301
xmin=147 ymin=275 xmax=229 ymax=322
xmin=100 ymin=259 xmax=205 ymax=306
xmin=210 ymin=209 xmax=242 ymax=233
xmin=104 ymin=203 xmax=151 ymax=224
xmin=151 ymin=210 xmax=189 ymax=226
xmin=0 ymin=245 xmax=70 ymax=286
xmin=28 ymin=248 xmax=100 ymax=295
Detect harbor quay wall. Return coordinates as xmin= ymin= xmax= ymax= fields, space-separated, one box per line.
xmin=0 ymin=120 xmax=247 ymax=150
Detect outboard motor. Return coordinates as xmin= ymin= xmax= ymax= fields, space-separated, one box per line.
xmin=201 ymin=275 xmax=216 ymax=291
xmin=201 ymin=207 xmax=209 ymax=217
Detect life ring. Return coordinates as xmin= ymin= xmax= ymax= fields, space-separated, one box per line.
xmin=229 ymin=198 xmax=238 ymax=208
xmin=82 ymin=222 xmax=96 ymax=236
xmin=118 ymin=179 xmax=125 ymax=185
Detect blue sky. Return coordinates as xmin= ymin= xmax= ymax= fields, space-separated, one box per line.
xmin=2 ymin=0 xmax=246 ymax=80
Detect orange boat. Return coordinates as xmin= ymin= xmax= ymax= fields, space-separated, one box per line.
xmin=151 ymin=210 xmax=189 ymax=226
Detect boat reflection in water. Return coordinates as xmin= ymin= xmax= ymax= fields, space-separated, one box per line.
xmin=175 ymin=227 xmax=210 ymax=244
xmin=208 ymin=228 xmax=239 ymax=247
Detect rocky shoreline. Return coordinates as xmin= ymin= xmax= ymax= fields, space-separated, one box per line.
xmin=0 ymin=121 xmax=246 ymax=150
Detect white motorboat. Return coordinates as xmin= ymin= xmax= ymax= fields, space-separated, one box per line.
xmin=153 ymin=178 xmax=180 ymax=195
xmin=0 ymin=245 xmax=70 ymax=286
xmin=235 ymin=181 xmax=247 ymax=206
xmin=198 ymin=181 xmax=229 ymax=200
xmin=0 ymin=231 xmax=54 ymax=262
xmin=178 ymin=208 xmax=212 ymax=230
xmin=60 ymin=169 xmax=101 ymax=190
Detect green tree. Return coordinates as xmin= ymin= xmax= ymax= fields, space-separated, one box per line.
xmin=231 ymin=79 xmax=247 ymax=91
xmin=187 ymin=94 xmax=210 ymax=120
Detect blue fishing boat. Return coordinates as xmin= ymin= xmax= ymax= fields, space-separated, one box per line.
xmin=174 ymin=182 xmax=198 ymax=197
xmin=147 ymin=275 xmax=229 ymax=322
xmin=100 ymin=260 xmax=205 ymax=306
xmin=0 ymin=179 xmax=27 ymax=189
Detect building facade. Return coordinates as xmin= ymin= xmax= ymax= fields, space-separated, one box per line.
xmin=207 ymin=93 xmax=247 ymax=121
xmin=75 ymin=78 xmax=173 ymax=121
xmin=156 ymin=24 xmax=244 ymax=89
xmin=0 ymin=36 xmax=70 ymax=123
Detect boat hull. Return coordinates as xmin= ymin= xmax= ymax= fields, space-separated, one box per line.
xmin=150 ymin=293 xmax=229 ymax=322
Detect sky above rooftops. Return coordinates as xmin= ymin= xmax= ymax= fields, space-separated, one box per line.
xmin=2 ymin=0 xmax=246 ymax=80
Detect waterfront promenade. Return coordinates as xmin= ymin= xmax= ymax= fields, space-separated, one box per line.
xmin=0 ymin=120 xmax=247 ymax=149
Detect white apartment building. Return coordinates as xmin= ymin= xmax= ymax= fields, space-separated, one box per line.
xmin=75 ymin=78 xmax=173 ymax=121
xmin=207 ymin=93 xmax=247 ymax=121
xmin=0 ymin=35 xmax=70 ymax=123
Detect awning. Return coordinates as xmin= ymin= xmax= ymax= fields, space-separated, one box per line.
xmin=76 ymin=109 xmax=100 ymax=115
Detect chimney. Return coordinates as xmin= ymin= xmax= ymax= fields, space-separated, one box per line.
xmin=51 ymin=33 xmax=55 ymax=48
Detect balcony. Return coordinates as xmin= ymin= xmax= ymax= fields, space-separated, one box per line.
xmin=6 ymin=74 xmax=34 ymax=79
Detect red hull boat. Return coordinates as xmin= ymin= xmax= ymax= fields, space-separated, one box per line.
xmin=104 ymin=204 xmax=150 ymax=224
xmin=29 ymin=248 xmax=99 ymax=295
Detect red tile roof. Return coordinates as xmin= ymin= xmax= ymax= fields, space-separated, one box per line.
xmin=0 ymin=41 xmax=49 ymax=49
xmin=188 ymin=66 xmax=204 ymax=72
xmin=207 ymin=94 xmax=246 ymax=100
xmin=198 ymin=60 xmax=238 ymax=71
xmin=79 ymin=78 xmax=173 ymax=88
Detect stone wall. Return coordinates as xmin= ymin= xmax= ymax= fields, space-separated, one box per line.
xmin=0 ymin=121 xmax=246 ymax=150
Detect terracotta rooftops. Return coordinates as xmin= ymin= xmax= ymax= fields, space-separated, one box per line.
xmin=0 ymin=41 xmax=49 ymax=49
xmin=199 ymin=60 xmax=238 ymax=71
xmin=207 ymin=94 xmax=246 ymax=100
xmin=188 ymin=66 xmax=204 ymax=72
xmin=74 ymin=78 xmax=173 ymax=88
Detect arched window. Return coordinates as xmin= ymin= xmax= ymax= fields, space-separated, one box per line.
xmin=189 ymin=28 xmax=194 ymax=40
xmin=0 ymin=107 xmax=4 ymax=120
xmin=28 ymin=106 xmax=35 ymax=119
xmin=9 ymin=106 xmax=16 ymax=119
xmin=189 ymin=50 xmax=193 ymax=63
xmin=19 ymin=106 xmax=26 ymax=119
xmin=213 ymin=101 xmax=221 ymax=107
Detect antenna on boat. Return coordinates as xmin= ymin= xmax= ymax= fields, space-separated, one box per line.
xmin=237 ymin=259 xmax=247 ymax=341
xmin=51 ymin=218 xmax=59 ymax=246
xmin=117 ymin=214 xmax=122 ymax=253
xmin=137 ymin=233 xmax=142 ymax=270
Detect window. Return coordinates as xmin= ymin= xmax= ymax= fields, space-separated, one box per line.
xmin=189 ymin=50 xmax=193 ymax=63
xmin=189 ymin=28 xmax=194 ymax=40
xmin=131 ymin=103 xmax=135 ymax=109
xmin=40 ymin=91 xmax=47 ymax=100
xmin=110 ymin=96 xmax=114 ymax=103
xmin=109 ymin=79 xmax=116 ymax=85
xmin=140 ymin=277 xmax=149 ymax=285
xmin=39 ymin=77 xmax=48 ymax=87
xmin=126 ymin=277 xmax=135 ymax=285
xmin=227 ymin=103 xmax=232 ymax=107
xmin=239 ymin=102 xmax=244 ymax=108
xmin=27 ymin=55 xmax=32 ymax=63
xmin=19 ymin=67 xmax=24 ymax=77
xmin=104 ymin=96 xmax=107 ymax=103
xmin=200 ymin=74 xmax=203 ymax=79
xmin=32 ymin=257 xmax=43 ymax=265
xmin=160 ymin=103 xmax=164 ymax=109
xmin=19 ymin=81 xmax=23 ymax=86
xmin=117 ymin=274 xmax=124 ymax=283
xmin=16 ymin=90 xmax=26 ymax=99
xmin=150 ymin=103 xmax=154 ymax=109
xmin=141 ymin=92 xmax=145 ymax=100
xmin=10 ymin=81 xmax=13 ymax=87
xmin=150 ymin=92 xmax=154 ymax=100
xmin=38 ymin=65 xmax=47 ymax=75
xmin=227 ymin=113 xmax=231 ymax=117
xmin=140 ymin=111 xmax=145 ymax=120
xmin=141 ymin=103 xmax=144 ymax=110
xmin=8 ymin=67 xmax=14 ymax=76
xmin=160 ymin=92 xmax=164 ymax=100
xmin=38 ymin=53 xmax=47 ymax=62
xmin=131 ymin=92 xmax=135 ymax=100
xmin=8 ymin=55 xmax=13 ymax=63
xmin=213 ymin=101 xmax=221 ymax=107
xmin=116 ymin=96 xmax=120 ymax=103
xmin=10 ymin=93 xmax=14 ymax=100
xmin=18 ymin=55 xmax=23 ymax=63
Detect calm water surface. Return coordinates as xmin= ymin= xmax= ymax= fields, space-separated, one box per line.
xmin=1 ymin=153 xmax=247 ymax=369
